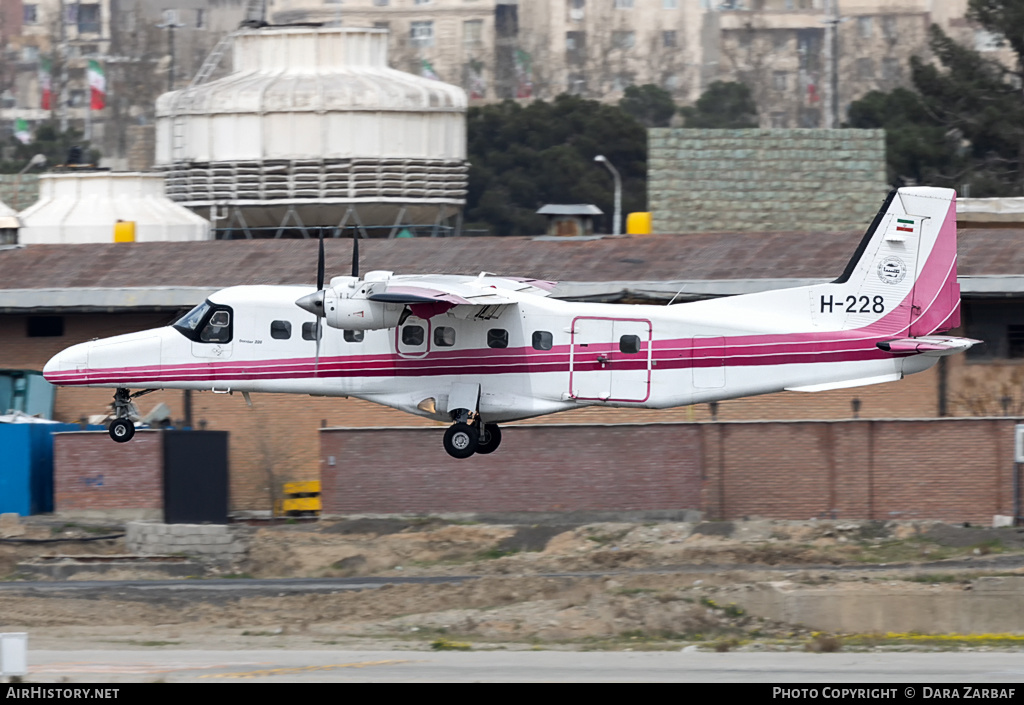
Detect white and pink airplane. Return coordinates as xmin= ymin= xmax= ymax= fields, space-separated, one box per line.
xmin=44 ymin=186 xmax=977 ymax=458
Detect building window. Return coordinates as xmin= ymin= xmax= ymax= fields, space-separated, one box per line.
xmin=343 ymin=330 xmax=364 ymax=343
xmin=301 ymin=322 xmax=321 ymax=341
xmin=464 ymin=19 xmax=483 ymax=45
xmin=569 ymin=0 xmax=585 ymax=21
xmin=23 ymin=4 xmax=38 ymax=24
xmin=882 ymin=15 xmax=896 ymax=40
xmin=614 ymin=0 xmax=634 ymax=8
xmin=196 ymin=9 xmax=205 ymax=28
xmin=857 ymin=57 xmax=874 ymax=80
xmin=612 ymin=31 xmax=635 ymax=50
xmin=373 ymin=0 xmax=390 ymax=5
xmin=411 ymin=21 xmax=434 ymax=47
xmin=882 ymin=57 xmax=900 ymax=81
xmin=27 ymin=316 xmax=63 ymax=337
xmin=22 ymin=46 xmax=39 ymax=62
xmin=772 ymin=71 xmax=788 ymax=91
xmin=567 ymin=31 xmax=586 ymax=63
xmin=434 ymin=326 xmax=456 ymax=347
xmin=270 ymin=320 xmax=292 ymax=340
xmin=532 ymin=331 xmax=553 ymax=351
xmin=663 ymin=0 xmax=677 ymax=8
xmin=798 ymin=108 xmax=821 ymax=128
xmin=414 ymin=0 xmax=432 ymax=4
xmin=78 ymin=3 xmax=101 ymax=34
xmin=487 ymin=329 xmax=508 ymax=349
xmin=663 ymin=31 xmax=677 ymax=48
xmin=858 ymin=16 xmax=873 ymax=39
xmin=769 ymin=112 xmax=788 ymax=127
xmin=402 ymin=325 xmax=425 ymax=346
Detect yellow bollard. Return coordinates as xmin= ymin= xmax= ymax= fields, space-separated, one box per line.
xmin=626 ymin=212 xmax=652 ymax=235
xmin=113 ymin=220 xmax=136 ymax=243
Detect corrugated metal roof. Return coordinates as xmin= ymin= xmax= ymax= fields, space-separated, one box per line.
xmin=0 ymin=228 xmax=1021 ymax=309
xmin=536 ymin=204 xmax=603 ymax=216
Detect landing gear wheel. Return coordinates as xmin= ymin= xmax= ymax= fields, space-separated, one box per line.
xmin=475 ymin=423 xmax=502 ymax=455
xmin=443 ymin=422 xmax=479 ymax=459
xmin=109 ymin=418 xmax=135 ymax=443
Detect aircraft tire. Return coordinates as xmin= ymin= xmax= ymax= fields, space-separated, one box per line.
xmin=474 ymin=423 xmax=502 ymax=455
xmin=443 ymin=423 xmax=478 ymax=459
xmin=109 ymin=418 xmax=136 ymax=443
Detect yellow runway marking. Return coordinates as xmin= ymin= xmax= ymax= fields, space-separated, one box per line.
xmin=200 ymin=660 xmax=412 ymax=679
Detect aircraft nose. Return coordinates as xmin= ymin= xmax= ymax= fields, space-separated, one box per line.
xmin=43 ymin=342 xmax=89 ymax=383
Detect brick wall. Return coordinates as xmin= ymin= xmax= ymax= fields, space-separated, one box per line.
xmin=648 ymin=128 xmax=887 ymax=233
xmin=320 ymin=425 xmax=704 ymax=514
xmin=53 ymin=430 xmax=163 ymax=516
xmin=321 ymin=419 xmax=1019 ymax=523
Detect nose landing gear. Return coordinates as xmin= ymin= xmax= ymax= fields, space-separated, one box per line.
xmin=107 ymin=387 xmax=158 ymax=443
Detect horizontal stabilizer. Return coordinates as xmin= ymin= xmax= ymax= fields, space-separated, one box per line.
xmin=786 ymin=373 xmax=902 ymax=393
xmin=876 ymin=336 xmax=981 ymax=356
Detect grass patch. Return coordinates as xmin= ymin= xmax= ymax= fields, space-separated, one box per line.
xmin=843 ymin=632 xmax=1024 ymax=648
xmin=431 ymin=638 xmax=472 ymax=651
xmin=476 ymin=548 xmax=518 ymax=560
xmin=126 ymin=640 xmax=180 ymax=647
xmin=221 ymin=572 xmax=254 ymax=580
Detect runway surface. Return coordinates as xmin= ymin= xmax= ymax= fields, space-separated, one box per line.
xmin=22 ymin=650 xmax=1024 ymax=683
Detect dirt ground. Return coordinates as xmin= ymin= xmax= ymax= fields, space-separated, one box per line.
xmin=3 ymin=515 xmax=1024 ymax=652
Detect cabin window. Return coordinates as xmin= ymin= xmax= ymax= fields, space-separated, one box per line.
xmin=27 ymin=316 xmax=63 ymax=337
xmin=270 ymin=320 xmax=292 ymax=340
xmin=301 ymin=322 xmax=321 ymax=341
xmin=488 ymin=329 xmax=509 ymax=349
xmin=199 ymin=309 xmax=231 ymax=343
xmin=620 ymin=334 xmax=641 ymax=354
xmin=532 ymin=331 xmax=553 ymax=350
xmin=343 ymin=330 xmax=364 ymax=343
xmin=434 ymin=326 xmax=456 ymax=347
xmin=402 ymin=325 xmax=425 ymax=346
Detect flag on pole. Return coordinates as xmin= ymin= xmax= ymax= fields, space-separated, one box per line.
xmin=421 ymin=60 xmax=440 ymax=81
xmin=39 ymin=58 xmax=52 ymax=110
xmin=87 ymin=60 xmax=105 ymax=110
xmin=14 ymin=118 xmax=31 ymax=145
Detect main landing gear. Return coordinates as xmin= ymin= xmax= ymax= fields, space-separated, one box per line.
xmin=442 ymin=409 xmax=502 ymax=459
xmin=107 ymin=387 xmax=157 ymax=443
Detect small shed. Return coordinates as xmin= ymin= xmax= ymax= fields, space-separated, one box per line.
xmin=536 ymin=204 xmax=603 ymax=237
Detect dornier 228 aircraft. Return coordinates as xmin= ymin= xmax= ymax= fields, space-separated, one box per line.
xmin=45 ymin=186 xmax=978 ymax=459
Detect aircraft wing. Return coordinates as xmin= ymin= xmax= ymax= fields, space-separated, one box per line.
xmin=366 ymin=274 xmax=557 ymax=307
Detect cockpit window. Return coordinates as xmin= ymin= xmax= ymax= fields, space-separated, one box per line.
xmin=172 ymin=301 xmax=233 ymax=343
xmin=200 ymin=310 xmax=231 ymax=343
xmin=174 ymin=302 xmax=210 ymax=333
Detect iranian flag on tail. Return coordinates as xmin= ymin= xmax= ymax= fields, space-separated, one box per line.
xmin=87 ymin=60 xmax=105 ymax=110
xmin=39 ymin=58 xmax=52 ymax=110
xmin=14 ymin=118 xmax=31 ymax=145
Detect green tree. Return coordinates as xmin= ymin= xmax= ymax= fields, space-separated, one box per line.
xmin=465 ymin=94 xmax=647 ymax=236
xmin=679 ymin=81 xmax=758 ymax=129
xmin=2 ymin=122 xmax=101 ymax=173
xmin=848 ymin=0 xmax=1024 ymax=196
xmin=619 ymin=84 xmax=676 ymax=128
xmin=845 ymin=88 xmax=963 ymax=187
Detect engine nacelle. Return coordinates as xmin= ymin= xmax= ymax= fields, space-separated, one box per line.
xmin=323 ymin=290 xmax=403 ymax=330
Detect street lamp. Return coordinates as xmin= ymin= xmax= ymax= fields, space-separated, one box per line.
xmin=594 ymin=154 xmax=621 ymax=235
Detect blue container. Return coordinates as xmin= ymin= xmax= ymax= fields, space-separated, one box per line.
xmin=0 ymin=423 xmax=86 ymax=515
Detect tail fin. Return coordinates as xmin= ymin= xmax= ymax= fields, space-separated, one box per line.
xmin=823 ymin=186 xmax=959 ymax=336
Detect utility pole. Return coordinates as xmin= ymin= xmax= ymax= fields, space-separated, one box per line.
xmin=822 ymin=0 xmax=840 ymax=129
xmin=158 ymin=11 xmax=185 ymax=92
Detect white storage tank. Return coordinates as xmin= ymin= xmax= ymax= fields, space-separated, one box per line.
xmin=18 ymin=172 xmax=211 ymax=244
xmin=154 ymin=27 xmax=468 ymax=234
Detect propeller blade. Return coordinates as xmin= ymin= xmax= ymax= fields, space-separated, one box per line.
xmin=317 ymin=228 xmax=326 ymax=292
xmin=351 ymin=232 xmax=359 ymax=279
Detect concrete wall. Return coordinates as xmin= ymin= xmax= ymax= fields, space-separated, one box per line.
xmin=321 ymin=418 xmax=1019 ymax=523
xmin=648 ymin=129 xmax=887 ymax=233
